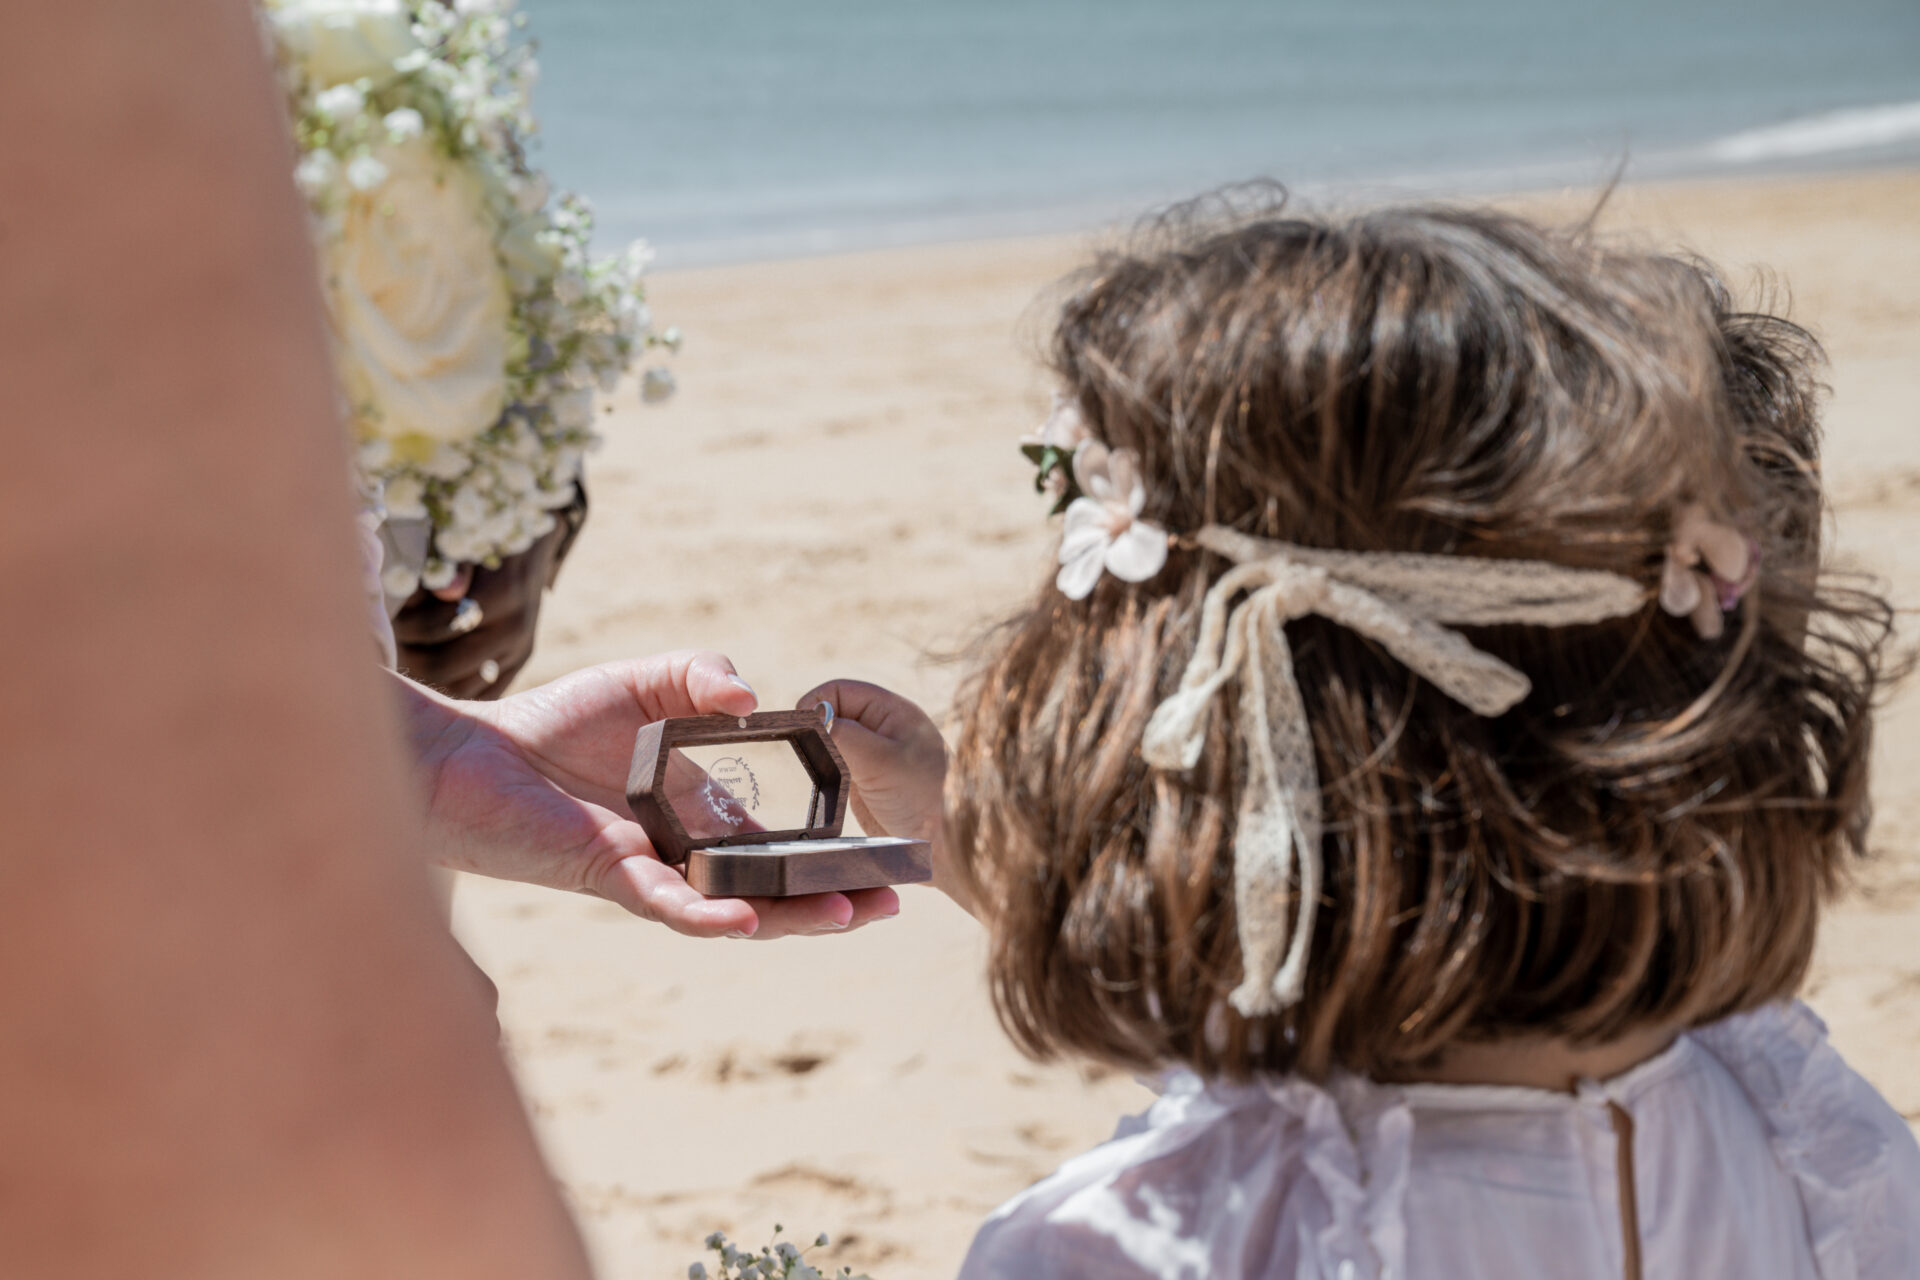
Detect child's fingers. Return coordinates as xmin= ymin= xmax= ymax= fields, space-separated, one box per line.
xmin=796 ymin=678 xmax=917 ymax=739
xmin=816 ymin=714 xmax=895 ymax=784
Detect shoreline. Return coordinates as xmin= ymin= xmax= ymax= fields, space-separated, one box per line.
xmin=468 ymin=164 xmax=1920 ymax=1280
xmin=637 ymin=138 xmax=1920 ymax=270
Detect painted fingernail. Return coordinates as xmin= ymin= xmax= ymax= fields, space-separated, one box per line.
xmin=727 ymin=673 xmax=756 ymax=698
xmin=807 ymin=920 xmax=849 ymax=934
xmin=725 ymin=929 xmax=753 ymax=939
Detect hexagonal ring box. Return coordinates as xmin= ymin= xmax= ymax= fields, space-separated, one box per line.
xmin=625 ymin=706 xmax=933 ymax=897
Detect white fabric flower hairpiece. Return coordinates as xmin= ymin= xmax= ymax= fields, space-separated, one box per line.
xmin=1055 ymin=442 xmax=1169 ymax=599
xmin=1660 ymin=505 xmax=1759 ymax=640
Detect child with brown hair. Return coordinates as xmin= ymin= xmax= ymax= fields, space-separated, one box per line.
xmin=804 ymin=197 xmax=1920 ymax=1278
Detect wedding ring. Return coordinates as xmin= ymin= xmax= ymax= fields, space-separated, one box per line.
xmin=449 ymin=597 xmax=484 ymax=635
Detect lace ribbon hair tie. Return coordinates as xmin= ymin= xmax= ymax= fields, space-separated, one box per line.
xmin=1139 ymin=526 xmax=1648 ymax=1017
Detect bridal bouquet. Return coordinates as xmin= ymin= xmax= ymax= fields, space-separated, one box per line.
xmin=262 ymin=0 xmax=677 ymax=596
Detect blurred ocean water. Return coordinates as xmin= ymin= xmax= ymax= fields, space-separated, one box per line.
xmin=520 ymin=0 xmax=1920 ymax=262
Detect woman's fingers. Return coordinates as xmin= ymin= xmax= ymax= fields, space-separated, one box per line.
xmin=591 ymin=852 xmax=902 ymax=940
xmin=629 ymin=650 xmax=758 ymax=722
xmin=737 ymin=887 xmax=902 ymax=939
xmin=592 ymin=852 xmax=760 ymax=938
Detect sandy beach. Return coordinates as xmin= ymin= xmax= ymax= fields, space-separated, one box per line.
xmin=451 ymin=167 xmax=1920 ymax=1279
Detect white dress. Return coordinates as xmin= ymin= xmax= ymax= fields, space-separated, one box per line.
xmin=959 ymin=1003 xmax=1920 ymax=1279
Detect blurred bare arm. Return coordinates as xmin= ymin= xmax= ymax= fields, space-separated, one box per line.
xmin=0 ymin=3 xmax=590 ymax=1277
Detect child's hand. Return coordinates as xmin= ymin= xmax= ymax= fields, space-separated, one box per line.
xmin=796 ymin=679 xmax=969 ymax=914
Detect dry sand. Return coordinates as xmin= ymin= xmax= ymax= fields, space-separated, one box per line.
xmin=452 ymin=167 xmax=1920 ymax=1279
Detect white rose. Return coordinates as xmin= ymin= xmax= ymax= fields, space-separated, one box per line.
xmin=268 ymin=0 xmax=419 ymax=87
xmin=324 ymin=139 xmax=513 ymax=446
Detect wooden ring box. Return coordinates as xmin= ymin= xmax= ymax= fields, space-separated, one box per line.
xmin=625 ymin=707 xmax=932 ymax=897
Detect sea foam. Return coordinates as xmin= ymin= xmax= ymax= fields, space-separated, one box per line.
xmin=1707 ymin=101 xmax=1920 ymax=163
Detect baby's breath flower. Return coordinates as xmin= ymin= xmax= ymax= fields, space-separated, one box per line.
xmin=345 ymin=152 xmax=389 ymax=191
xmin=314 ymin=82 xmax=367 ymax=120
xmin=420 ymin=558 xmax=457 ymax=591
xmin=383 ymin=106 xmax=425 ymax=141
xmin=382 ymin=474 xmax=428 ymax=520
xmin=294 ymin=149 xmax=340 ymax=198
xmin=419 ymin=442 xmax=469 ymax=481
xmin=641 ymin=366 xmax=677 ymax=403
xmin=551 ymin=387 xmax=596 ymax=431
xmin=380 ymin=562 xmax=420 ymax=598
xmin=356 ymin=436 xmax=393 ymax=470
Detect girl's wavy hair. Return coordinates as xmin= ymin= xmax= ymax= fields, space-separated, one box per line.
xmin=945 ymin=192 xmax=1897 ymax=1081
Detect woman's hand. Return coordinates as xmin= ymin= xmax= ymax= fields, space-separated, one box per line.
xmin=795 ymin=679 xmax=969 ymax=913
xmin=399 ymin=651 xmax=900 ymax=939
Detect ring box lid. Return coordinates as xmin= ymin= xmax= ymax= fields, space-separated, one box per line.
xmin=625 ymin=708 xmax=850 ymax=866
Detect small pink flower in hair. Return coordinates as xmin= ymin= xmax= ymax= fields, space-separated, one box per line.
xmin=1660 ymin=505 xmax=1759 ymax=640
xmin=1023 ymin=392 xmax=1092 ymax=452
xmin=1021 ymin=392 xmax=1094 ymax=514
xmin=1056 ymin=442 xmax=1169 ymax=599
